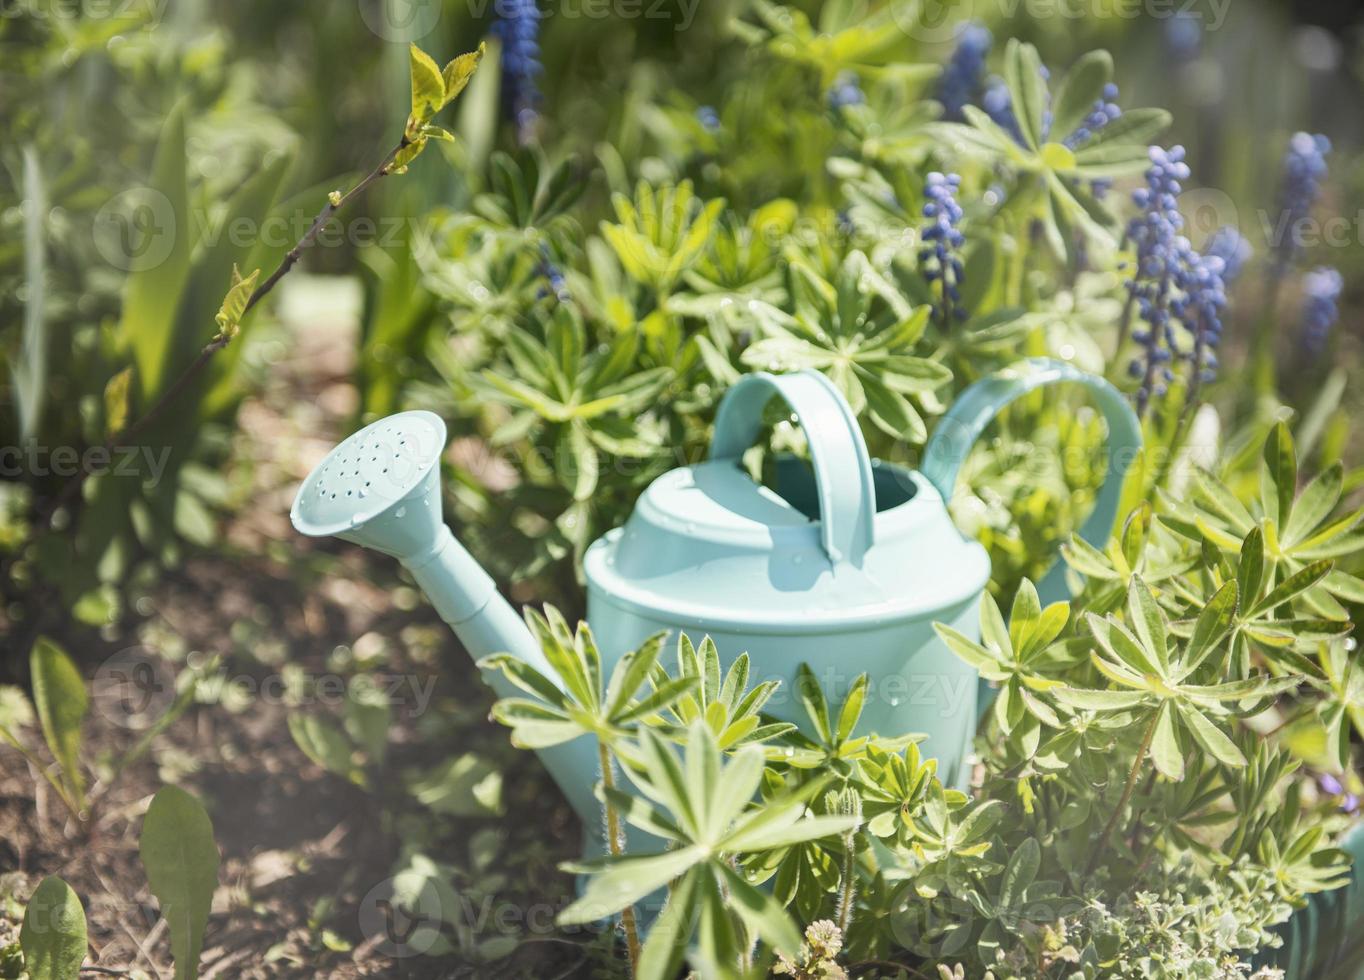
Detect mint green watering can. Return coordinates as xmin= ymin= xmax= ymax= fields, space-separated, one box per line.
xmin=290 ymin=358 xmax=1139 ymax=832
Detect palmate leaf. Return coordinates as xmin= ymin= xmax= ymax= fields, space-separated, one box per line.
xmin=1150 ymin=701 xmax=1184 ymax=780
xmin=1181 ymin=580 xmax=1237 ymax=676
xmin=560 ymin=846 xmax=706 ymax=924
xmin=1177 ymin=702 xmax=1246 ymax=767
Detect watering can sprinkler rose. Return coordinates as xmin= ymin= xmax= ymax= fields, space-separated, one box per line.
xmin=289 ymin=358 xmax=1140 ymax=847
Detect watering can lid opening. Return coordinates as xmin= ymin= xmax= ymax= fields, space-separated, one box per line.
xmin=585 ymin=454 xmax=991 ymax=629
xmin=291 ymin=410 xmax=446 ymax=538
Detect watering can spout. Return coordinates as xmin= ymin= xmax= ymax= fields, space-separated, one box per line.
xmin=289 ymin=411 xmax=551 ymax=682
xmin=289 ymin=410 xmax=606 ymax=839
xmin=396 ymin=525 xmax=551 ymax=678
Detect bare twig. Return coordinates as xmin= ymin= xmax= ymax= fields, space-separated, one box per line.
xmin=29 ymin=136 xmax=410 ymax=537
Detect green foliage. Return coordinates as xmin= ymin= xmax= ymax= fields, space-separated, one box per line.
xmin=18 ymin=877 xmax=86 ymax=980
xmin=395 ymin=43 xmax=486 ymax=173
xmin=0 ymin=639 xmax=209 ymax=825
xmin=29 ymin=638 xmax=88 ymax=813
xmin=139 ymin=786 xmax=221 ymax=980
xmin=563 ymin=723 xmax=856 ymax=978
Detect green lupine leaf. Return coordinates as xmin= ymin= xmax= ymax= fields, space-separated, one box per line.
xmin=1192 ymin=468 xmax=1255 ymax=533
xmin=19 ymin=876 xmax=87 ymax=980
xmin=615 ymin=677 xmax=698 ymax=725
xmin=560 ymin=846 xmax=705 ymax=924
xmin=1284 ymin=462 xmax=1343 ymax=546
xmin=1063 ymin=534 xmax=1120 ymax=579
xmin=1009 ymin=580 xmax=1042 ymax=657
xmin=998 ymin=837 xmax=1040 ymax=908
xmin=934 ymin=624 xmax=1006 ymax=676
xmin=1150 ymin=703 xmax=1184 ymax=780
xmin=598 ymin=785 xmax=684 ymax=840
xmin=1183 ymin=674 xmax=1302 ymax=703
xmin=1089 ymin=614 xmax=1162 ymax=679
xmin=716 ymin=862 xmax=803 ymax=957
xmin=1074 ymin=107 xmax=1171 ymax=150
xmin=140 ymin=786 xmax=220 ymax=980
xmin=835 ymin=674 xmax=868 ymax=743
xmin=961 ymin=107 xmax=1029 ymax=158
xmin=478 ymin=654 xmax=569 ymax=708
xmin=1182 ymin=581 xmax=1237 ymax=677
xmin=795 ymin=663 xmax=832 ymax=743
xmin=1121 ymin=504 xmax=1152 ymax=573
xmin=1238 ymin=526 xmax=1266 ymax=604
xmin=1323 ymin=569 xmax=1364 ymax=603
xmin=1262 ymin=422 xmax=1298 ymax=532
xmin=980 ymin=592 xmax=1012 ymax=660
xmin=1004 ymin=39 xmax=1047 ymax=149
xmin=1250 ymin=560 xmax=1333 ymax=617
xmin=1127 ymin=577 xmax=1168 ymax=674
xmin=1292 ymin=510 xmax=1364 ymax=557
xmin=1053 ymin=687 xmax=1146 ymax=710
xmin=635 ymin=866 xmax=697 ymax=980
xmin=1178 ymin=703 xmax=1246 ymax=767
xmin=524 ymin=609 xmax=593 ymax=708
xmin=604 ymin=632 xmax=669 ymax=717
xmin=559 ymin=422 xmax=599 ymax=500
xmin=1051 ymin=50 xmax=1113 ymax=140
xmin=634 ymin=728 xmax=697 ymax=835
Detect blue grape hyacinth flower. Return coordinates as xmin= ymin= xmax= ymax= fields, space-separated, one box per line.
xmin=537 ymin=244 xmax=570 ymax=304
xmin=1125 ymin=145 xmax=1192 ymax=413
xmin=828 ymin=72 xmax=865 ymax=110
xmin=1204 ymin=226 xmax=1252 ymax=282
xmin=982 ymin=75 xmax=1024 ymax=144
xmin=491 ymin=0 xmax=543 ymax=146
xmin=1173 ymin=250 xmax=1228 ymax=389
xmin=1299 ymin=266 xmax=1343 ymax=357
xmin=919 ymin=171 xmax=967 ymax=324
xmin=1273 ymin=132 xmax=1331 ymax=269
xmin=1063 ymin=84 xmax=1121 ymax=149
xmin=937 ymin=24 xmax=991 ymax=122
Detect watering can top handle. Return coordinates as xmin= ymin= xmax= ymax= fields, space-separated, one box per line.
xmin=920 ymin=358 xmax=1143 ymax=603
xmin=710 ymin=370 xmax=876 ymax=566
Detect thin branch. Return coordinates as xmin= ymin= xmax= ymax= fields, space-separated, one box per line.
xmin=598 ymin=741 xmax=642 ymax=975
xmin=1085 ymin=708 xmax=1159 ymax=876
xmin=29 ymin=135 xmax=410 ymax=536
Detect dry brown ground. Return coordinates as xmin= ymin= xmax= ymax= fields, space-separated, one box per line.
xmin=0 ymin=280 xmax=604 ymax=978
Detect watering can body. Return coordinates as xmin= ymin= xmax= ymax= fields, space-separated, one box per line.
xmin=580 ymin=362 xmax=1141 ymax=789
xmin=290 ymin=360 xmax=1140 ymax=841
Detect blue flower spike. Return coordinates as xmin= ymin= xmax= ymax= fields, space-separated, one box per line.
xmin=920 ymin=171 xmax=968 ymax=325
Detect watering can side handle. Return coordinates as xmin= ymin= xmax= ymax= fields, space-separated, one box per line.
xmin=710 ymin=370 xmax=877 ymax=566
xmin=920 ymin=358 xmax=1143 ymax=604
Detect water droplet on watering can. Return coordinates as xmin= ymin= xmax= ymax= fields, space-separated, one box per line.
xmin=396 ymin=507 xmax=407 ymax=519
